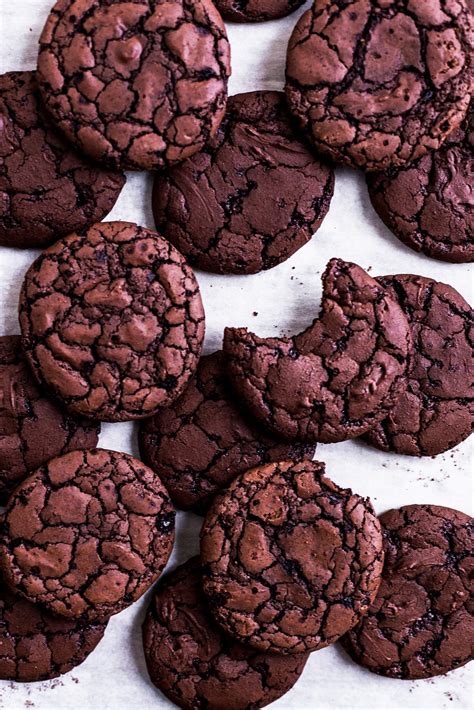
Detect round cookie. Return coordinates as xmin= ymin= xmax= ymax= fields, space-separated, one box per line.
xmin=143 ymin=557 xmax=309 ymax=710
xmin=152 ymin=91 xmax=334 ymax=275
xmin=342 ymin=504 xmax=474 ymax=680
xmin=223 ymin=259 xmax=411 ymax=444
xmin=0 ymin=71 xmax=125 ymax=249
xmin=37 ymin=0 xmax=231 ymax=171
xmin=0 ymin=449 xmax=175 ymax=621
xmin=19 ymin=221 xmax=205 ymax=422
xmin=285 ymin=2 xmax=473 ymax=171
xmin=201 ymin=460 xmax=384 ymax=654
xmin=213 ymin=0 xmax=306 ymax=23
xmin=365 ymin=275 xmax=473 ymax=456
xmin=367 ymin=111 xmax=474 ymax=262
xmin=0 ymin=335 xmax=100 ymax=505
xmin=0 ymin=582 xmax=107 ymax=682
xmin=139 ymin=351 xmax=316 ymax=512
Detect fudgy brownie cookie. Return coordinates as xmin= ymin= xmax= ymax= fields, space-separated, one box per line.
xmin=0 ymin=335 xmax=100 ymax=504
xmin=342 ymin=504 xmax=474 ymax=679
xmin=367 ymin=111 xmax=474 ymax=262
xmin=37 ymin=0 xmax=231 ymax=171
xmin=214 ymin=0 xmax=305 ymax=23
xmin=139 ymin=351 xmax=315 ymax=512
xmin=224 ymin=259 xmax=411 ymax=444
xmin=0 ymin=582 xmax=107 ymax=682
xmin=0 ymin=449 xmax=175 ymax=621
xmin=365 ymin=275 xmax=473 ymax=456
xmin=19 ymin=221 xmax=205 ymax=422
xmin=153 ymin=91 xmax=334 ymax=274
xmin=285 ymin=1 xmax=473 ymax=171
xmin=143 ymin=557 xmax=309 ymax=709
xmin=0 ymin=71 xmax=125 ymax=249
xmin=201 ymin=460 xmax=384 ymax=654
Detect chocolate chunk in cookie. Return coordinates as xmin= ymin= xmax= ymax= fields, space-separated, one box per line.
xmin=152 ymin=91 xmax=334 ymax=274
xmin=37 ymin=0 xmax=231 ymax=171
xmin=0 ymin=582 xmax=107 ymax=682
xmin=285 ymin=2 xmax=473 ymax=171
xmin=342 ymin=504 xmax=474 ymax=679
xmin=365 ymin=275 xmax=473 ymax=456
xmin=0 ymin=335 xmax=100 ymax=505
xmin=367 ymin=110 xmax=474 ymax=262
xmin=215 ymin=0 xmax=306 ymax=22
xmin=0 ymin=71 xmax=125 ymax=249
xmin=19 ymin=221 xmax=205 ymax=422
xmin=143 ymin=557 xmax=309 ymax=709
xmin=0 ymin=449 xmax=175 ymax=622
xmin=201 ymin=460 xmax=384 ymax=654
xmin=139 ymin=351 xmax=315 ymax=513
xmin=224 ymin=259 xmax=411 ymax=444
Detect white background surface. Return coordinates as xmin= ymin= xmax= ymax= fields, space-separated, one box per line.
xmin=0 ymin=2 xmax=473 ymax=709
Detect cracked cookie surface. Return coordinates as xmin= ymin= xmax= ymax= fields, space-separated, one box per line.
xmin=201 ymin=460 xmax=384 ymax=654
xmin=0 ymin=335 xmax=100 ymax=505
xmin=19 ymin=221 xmax=205 ymax=422
xmin=142 ymin=557 xmax=309 ymax=709
xmin=0 ymin=582 xmax=107 ymax=682
xmin=342 ymin=504 xmax=474 ymax=679
xmin=285 ymin=1 xmax=473 ymax=171
xmin=37 ymin=0 xmax=231 ymax=171
xmin=367 ymin=110 xmax=474 ymax=262
xmin=214 ymin=0 xmax=306 ymax=22
xmin=0 ymin=71 xmax=125 ymax=249
xmin=153 ymin=91 xmax=334 ymax=275
xmin=0 ymin=448 xmax=175 ymax=622
xmin=365 ymin=275 xmax=473 ymax=456
xmin=139 ymin=351 xmax=315 ymax=513
xmin=223 ymin=259 xmax=411 ymax=444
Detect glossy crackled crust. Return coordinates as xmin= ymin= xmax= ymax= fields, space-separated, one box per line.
xmin=37 ymin=0 xmax=231 ymax=170
xmin=342 ymin=504 xmax=474 ymax=679
xmin=0 ymin=449 xmax=175 ymax=621
xmin=215 ymin=0 xmax=306 ymax=23
xmin=142 ymin=557 xmax=309 ymax=710
xmin=201 ymin=460 xmax=384 ymax=654
xmin=19 ymin=221 xmax=205 ymax=422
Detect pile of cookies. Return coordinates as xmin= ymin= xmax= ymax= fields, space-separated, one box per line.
xmin=0 ymin=0 xmax=472 ymax=707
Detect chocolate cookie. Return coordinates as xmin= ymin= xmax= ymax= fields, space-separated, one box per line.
xmin=0 ymin=449 xmax=175 ymax=621
xmin=0 ymin=71 xmax=125 ymax=249
xmin=0 ymin=335 xmax=100 ymax=505
xmin=285 ymin=2 xmax=473 ymax=171
xmin=0 ymin=582 xmax=107 ymax=682
xmin=37 ymin=0 xmax=231 ymax=171
xmin=152 ymin=91 xmax=334 ymax=274
xmin=19 ymin=221 xmax=205 ymax=422
xmin=342 ymin=504 xmax=474 ymax=680
xmin=365 ymin=275 xmax=473 ymax=456
xmin=139 ymin=351 xmax=315 ymax=512
xmin=223 ymin=259 xmax=411 ymax=444
xmin=143 ymin=557 xmax=309 ymax=709
xmin=213 ymin=0 xmax=306 ymax=23
xmin=367 ymin=111 xmax=474 ymax=262
xmin=201 ymin=460 xmax=384 ymax=654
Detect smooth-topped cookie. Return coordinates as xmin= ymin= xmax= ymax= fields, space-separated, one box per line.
xmin=285 ymin=1 xmax=473 ymax=171
xmin=367 ymin=111 xmax=474 ymax=262
xmin=214 ymin=0 xmax=306 ymax=22
xmin=153 ymin=91 xmax=334 ymax=274
xmin=37 ymin=0 xmax=231 ymax=171
xmin=0 ymin=335 xmax=100 ymax=505
xmin=0 ymin=582 xmax=107 ymax=682
xmin=342 ymin=504 xmax=474 ymax=679
xmin=201 ymin=460 xmax=384 ymax=654
xmin=0 ymin=449 xmax=175 ymax=621
xmin=139 ymin=351 xmax=315 ymax=512
xmin=365 ymin=275 xmax=473 ymax=456
xmin=224 ymin=259 xmax=411 ymax=444
xmin=143 ymin=557 xmax=309 ymax=709
xmin=0 ymin=71 xmax=125 ymax=249
xmin=19 ymin=221 xmax=205 ymax=422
